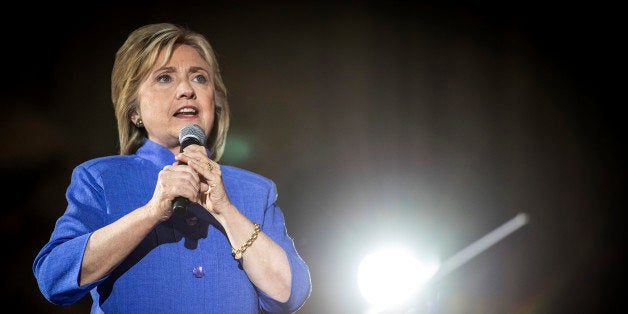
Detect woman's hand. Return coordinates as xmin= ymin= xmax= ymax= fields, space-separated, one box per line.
xmin=146 ymin=158 xmax=202 ymax=222
xmin=175 ymin=145 xmax=232 ymax=217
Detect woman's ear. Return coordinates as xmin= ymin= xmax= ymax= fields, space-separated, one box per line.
xmin=130 ymin=111 xmax=140 ymax=124
xmin=130 ymin=111 xmax=143 ymax=127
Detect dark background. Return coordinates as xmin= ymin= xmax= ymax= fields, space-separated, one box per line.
xmin=2 ymin=1 xmax=624 ymax=313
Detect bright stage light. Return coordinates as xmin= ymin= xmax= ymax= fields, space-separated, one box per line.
xmin=357 ymin=246 xmax=439 ymax=311
xmin=356 ymin=213 xmax=529 ymax=312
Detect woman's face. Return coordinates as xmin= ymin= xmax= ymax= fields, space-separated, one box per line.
xmin=135 ymin=44 xmax=215 ymax=154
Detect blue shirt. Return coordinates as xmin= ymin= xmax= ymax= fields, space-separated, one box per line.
xmin=33 ymin=139 xmax=311 ymax=313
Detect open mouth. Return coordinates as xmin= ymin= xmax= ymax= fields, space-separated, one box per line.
xmin=174 ymin=107 xmax=198 ymax=117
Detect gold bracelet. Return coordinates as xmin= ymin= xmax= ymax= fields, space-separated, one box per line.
xmin=232 ymin=223 xmax=261 ymax=260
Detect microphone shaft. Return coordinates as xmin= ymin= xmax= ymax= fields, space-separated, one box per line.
xmin=172 ymin=137 xmax=201 ymax=214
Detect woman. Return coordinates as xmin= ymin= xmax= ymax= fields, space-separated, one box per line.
xmin=33 ymin=23 xmax=311 ymax=313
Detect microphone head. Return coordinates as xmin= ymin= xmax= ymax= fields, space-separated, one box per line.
xmin=179 ymin=124 xmax=207 ymax=146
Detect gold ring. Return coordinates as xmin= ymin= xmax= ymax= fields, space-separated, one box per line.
xmin=207 ymin=162 xmax=213 ymax=171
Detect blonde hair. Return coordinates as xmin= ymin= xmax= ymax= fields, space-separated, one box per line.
xmin=111 ymin=23 xmax=229 ymax=160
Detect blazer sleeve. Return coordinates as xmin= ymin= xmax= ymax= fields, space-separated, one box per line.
xmin=32 ymin=164 xmax=109 ymax=305
xmin=257 ymin=182 xmax=312 ymax=313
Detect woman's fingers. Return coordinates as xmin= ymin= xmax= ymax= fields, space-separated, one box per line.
xmin=158 ymin=164 xmax=201 ymax=200
xmin=188 ymin=158 xmax=218 ymax=184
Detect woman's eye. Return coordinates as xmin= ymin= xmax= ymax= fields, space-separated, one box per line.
xmin=193 ymin=74 xmax=208 ymax=83
xmin=156 ymin=74 xmax=171 ymax=83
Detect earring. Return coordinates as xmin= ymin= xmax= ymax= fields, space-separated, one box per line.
xmin=137 ymin=118 xmax=144 ymax=128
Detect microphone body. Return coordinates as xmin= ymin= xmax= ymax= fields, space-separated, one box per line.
xmin=172 ymin=124 xmax=207 ymax=215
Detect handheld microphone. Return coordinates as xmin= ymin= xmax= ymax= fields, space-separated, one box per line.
xmin=172 ymin=123 xmax=207 ymax=215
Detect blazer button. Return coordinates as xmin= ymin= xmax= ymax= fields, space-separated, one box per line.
xmin=192 ymin=266 xmax=205 ymax=278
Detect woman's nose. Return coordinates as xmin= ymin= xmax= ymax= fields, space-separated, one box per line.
xmin=176 ymin=80 xmax=196 ymax=99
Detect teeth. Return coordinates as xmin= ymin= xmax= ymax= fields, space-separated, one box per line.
xmin=177 ymin=108 xmax=197 ymax=114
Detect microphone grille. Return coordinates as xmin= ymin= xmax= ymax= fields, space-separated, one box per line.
xmin=178 ymin=124 xmax=207 ymax=145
